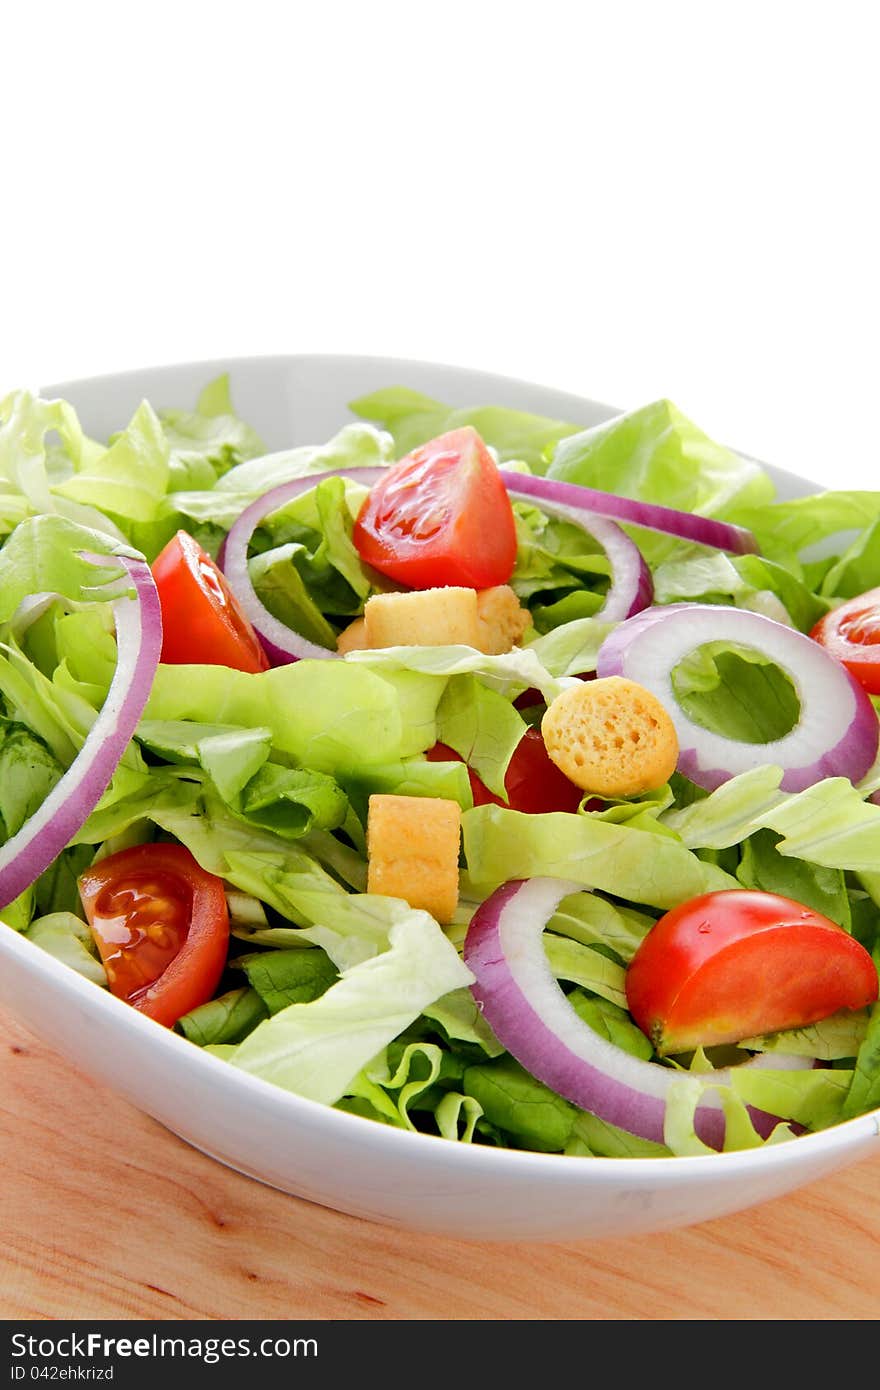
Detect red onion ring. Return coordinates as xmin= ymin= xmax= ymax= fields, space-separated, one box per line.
xmin=219 ymin=466 xmax=653 ymax=663
xmin=501 ymin=487 xmax=652 ymax=622
xmin=0 ymin=553 xmax=162 ymax=910
xmin=500 ymin=470 xmax=759 ymax=555
xmin=464 ymin=876 xmax=811 ymax=1150
xmin=597 ymin=602 xmax=879 ymax=792
xmin=218 ymin=468 xmax=385 ymax=664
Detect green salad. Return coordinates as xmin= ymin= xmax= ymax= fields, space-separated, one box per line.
xmin=2 ymin=373 xmax=880 ymax=1159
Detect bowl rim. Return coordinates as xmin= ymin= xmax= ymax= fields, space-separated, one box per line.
xmin=40 ymin=347 xmax=617 ymax=410
xmin=2 ymin=349 xmax=873 ymax=1184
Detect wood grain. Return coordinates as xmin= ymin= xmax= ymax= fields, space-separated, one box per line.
xmin=1 ymin=1005 xmax=879 ymax=1322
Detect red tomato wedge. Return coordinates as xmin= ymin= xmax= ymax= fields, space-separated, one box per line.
xmin=427 ymin=728 xmax=585 ymax=814
xmin=353 ymin=426 xmax=518 ymax=590
xmin=79 ymin=843 xmax=230 ymax=1028
xmin=810 ymin=587 xmax=880 ymax=694
xmin=625 ymin=889 xmax=879 ymax=1055
xmin=152 ymin=530 xmax=270 ymax=672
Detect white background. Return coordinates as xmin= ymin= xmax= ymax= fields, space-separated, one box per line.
xmin=1 ymin=1 xmax=877 ymax=486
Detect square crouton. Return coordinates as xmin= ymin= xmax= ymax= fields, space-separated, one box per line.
xmin=363 ymin=587 xmax=481 ymax=649
xmin=366 ymin=794 xmax=461 ymax=923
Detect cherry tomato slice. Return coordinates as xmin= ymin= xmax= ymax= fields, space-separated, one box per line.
xmin=427 ymin=728 xmax=585 ymax=814
xmin=353 ymin=427 xmax=518 ymax=590
xmin=79 ymin=843 xmax=230 ymax=1028
xmin=151 ymin=530 xmax=270 ymax=673
xmin=625 ymin=889 xmax=879 ymax=1055
xmin=810 ymin=587 xmax=880 ymax=694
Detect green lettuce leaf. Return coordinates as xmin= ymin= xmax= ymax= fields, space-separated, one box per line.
xmin=52 ymin=400 xmax=171 ymax=525
xmin=566 ymin=1110 xmax=671 ymax=1158
xmin=176 ymin=986 xmax=270 ymax=1046
xmin=462 ymin=804 xmax=735 ymax=909
xmin=0 ymin=389 xmax=101 ymax=516
xmin=729 ymin=1064 xmax=853 ymax=1132
xmin=567 ymin=988 xmax=654 ymax=1060
xmin=229 ymin=913 xmax=473 ymax=1104
xmin=651 ymin=546 xmax=828 ymax=632
xmin=463 ymin=1056 xmax=579 ymax=1151
xmin=735 ymin=826 xmax=851 ymax=928
xmin=235 ymin=947 xmax=339 ymax=1013
xmin=670 ymin=643 xmax=799 ymax=744
xmin=741 ymin=1012 xmax=869 ymax=1060
xmin=732 ymin=491 xmax=880 ymax=570
xmin=169 ymin=423 xmax=389 ymax=532
xmin=349 ymin=387 xmax=582 ymax=468
xmin=842 ymin=997 xmax=880 ymax=1119
xmin=344 ymin=641 xmax=568 ymax=706
xmin=664 ymin=764 xmax=880 ymax=879
xmin=434 ymin=674 xmax=527 ymax=798
xmin=525 ymin=615 xmax=616 ymax=677
xmin=24 ymin=911 xmax=107 ymax=987
xmin=547 ymin=399 xmax=775 ymax=565
xmin=0 ymin=514 xmax=138 ymax=628
xmin=158 ymin=373 xmax=266 ymax=482
xmin=0 ymin=717 xmax=64 ymax=846
xmin=143 ymin=660 xmax=424 ymax=775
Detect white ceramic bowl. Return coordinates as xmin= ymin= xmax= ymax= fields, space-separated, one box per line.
xmin=1 ymin=354 xmax=877 ymax=1243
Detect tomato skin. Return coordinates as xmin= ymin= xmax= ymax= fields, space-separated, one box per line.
xmin=353 ymin=427 xmax=518 ymax=590
xmin=78 ymin=843 xmax=230 ymax=1028
xmin=426 ymin=728 xmax=585 ymax=814
xmin=810 ymin=587 xmax=880 ymax=694
xmin=152 ymin=530 xmax=270 ymax=673
xmin=625 ymin=889 xmax=879 ymax=1054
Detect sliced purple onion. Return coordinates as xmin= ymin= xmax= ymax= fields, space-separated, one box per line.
xmin=219 ymin=466 xmax=653 ymax=663
xmin=597 ymin=602 xmax=879 ymax=792
xmin=218 ymin=467 xmax=385 ymax=664
xmin=0 ymin=553 xmax=162 ymax=910
xmin=501 ymin=485 xmax=652 ymax=622
xmin=464 ymin=877 xmax=811 ymax=1150
xmin=500 ymin=470 xmax=759 ymax=556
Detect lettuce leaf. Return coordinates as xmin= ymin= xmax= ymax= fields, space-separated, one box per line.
xmin=462 ymin=1056 xmax=579 ymax=1151
xmin=547 ymin=399 xmax=775 ymax=566
xmin=143 ymin=660 xmax=422 ymax=775
xmin=24 ymin=911 xmax=107 ymax=987
xmin=349 ymin=387 xmax=582 ymax=468
xmin=158 ymin=373 xmax=266 ymax=481
xmin=234 ymin=947 xmax=338 ymax=1013
xmin=663 ymin=764 xmax=880 ymax=879
xmin=169 ymin=423 xmax=389 ymax=532
xmin=842 ymin=993 xmax=880 ymax=1120
xmin=176 ymin=987 xmax=269 ymax=1047
xmin=229 ymin=912 xmax=472 ymax=1104
xmin=462 ymin=803 xmax=735 ymax=909
xmin=0 ymin=717 xmax=64 ymax=845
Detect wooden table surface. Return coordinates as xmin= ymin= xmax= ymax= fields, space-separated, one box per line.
xmin=1 ymin=1004 xmax=879 ymax=1323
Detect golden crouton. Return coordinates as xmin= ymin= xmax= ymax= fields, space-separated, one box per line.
xmin=475 ymin=585 xmax=531 ymax=654
xmin=541 ymin=676 xmax=679 ymax=797
xmin=363 ymin=587 xmax=481 ymax=649
xmin=336 ymin=616 xmax=368 ymax=654
xmin=366 ymin=794 xmax=461 ymax=922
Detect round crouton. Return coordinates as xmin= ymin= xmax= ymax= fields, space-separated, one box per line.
xmin=541 ymin=676 xmax=679 ymax=796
